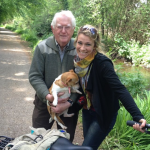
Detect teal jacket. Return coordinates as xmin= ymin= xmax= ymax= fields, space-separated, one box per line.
xmin=29 ymin=36 xmax=78 ymax=103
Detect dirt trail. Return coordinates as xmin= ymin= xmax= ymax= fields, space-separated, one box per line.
xmin=0 ymin=27 xmax=83 ymax=145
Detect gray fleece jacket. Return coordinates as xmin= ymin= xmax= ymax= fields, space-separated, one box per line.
xmin=29 ymin=36 xmax=78 ymax=103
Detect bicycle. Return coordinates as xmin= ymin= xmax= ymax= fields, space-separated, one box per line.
xmin=0 ymin=136 xmax=92 ymax=150
xmin=0 ymin=136 xmax=14 ymax=150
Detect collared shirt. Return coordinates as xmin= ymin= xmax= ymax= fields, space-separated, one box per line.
xmin=55 ymin=40 xmax=70 ymax=62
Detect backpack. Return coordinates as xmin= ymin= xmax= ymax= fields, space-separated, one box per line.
xmin=4 ymin=126 xmax=69 ymax=150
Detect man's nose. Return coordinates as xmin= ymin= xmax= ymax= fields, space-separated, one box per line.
xmin=62 ymin=27 xmax=66 ymax=32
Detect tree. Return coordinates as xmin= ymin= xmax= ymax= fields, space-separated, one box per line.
xmin=0 ymin=0 xmax=45 ymax=24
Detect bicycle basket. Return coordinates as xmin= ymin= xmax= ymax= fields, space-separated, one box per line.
xmin=0 ymin=136 xmax=14 ymax=150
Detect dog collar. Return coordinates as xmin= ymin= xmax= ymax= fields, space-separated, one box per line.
xmin=61 ymin=81 xmax=71 ymax=93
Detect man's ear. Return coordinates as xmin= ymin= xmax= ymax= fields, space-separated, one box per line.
xmin=51 ymin=25 xmax=54 ymax=33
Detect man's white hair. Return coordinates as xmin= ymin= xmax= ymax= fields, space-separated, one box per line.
xmin=51 ymin=10 xmax=76 ymax=28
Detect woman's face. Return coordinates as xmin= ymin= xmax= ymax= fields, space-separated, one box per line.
xmin=76 ymin=34 xmax=95 ymax=60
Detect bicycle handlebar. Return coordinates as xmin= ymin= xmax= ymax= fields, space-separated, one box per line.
xmin=127 ymin=120 xmax=150 ymax=128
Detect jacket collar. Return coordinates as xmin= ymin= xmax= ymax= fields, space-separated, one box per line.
xmin=45 ymin=36 xmax=75 ymax=51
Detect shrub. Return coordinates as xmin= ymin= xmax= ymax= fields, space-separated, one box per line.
xmin=15 ymin=28 xmax=24 ymax=34
xmin=118 ymin=71 xmax=147 ymax=98
xmin=115 ymin=64 xmax=148 ymax=98
xmin=111 ymin=34 xmax=150 ymax=67
xmin=21 ymin=32 xmax=38 ymax=47
xmin=100 ymin=91 xmax=150 ymax=149
xmin=5 ymin=24 xmax=16 ymax=31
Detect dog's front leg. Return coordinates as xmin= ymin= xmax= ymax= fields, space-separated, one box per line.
xmin=52 ymin=91 xmax=58 ymax=106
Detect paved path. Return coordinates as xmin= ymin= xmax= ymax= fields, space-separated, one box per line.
xmin=0 ymin=27 xmax=34 ymax=138
xmin=0 ymin=27 xmax=83 ymax=145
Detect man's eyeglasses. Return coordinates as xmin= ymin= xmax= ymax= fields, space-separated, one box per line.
xmin=80 ymin=26 xmax=97 ymax=38
xmin=56 ymin=24 xmax=71 ymax=31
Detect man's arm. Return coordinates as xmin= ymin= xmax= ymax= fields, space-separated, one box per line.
xmin=29 ymin=45 xmax=50 ymax=103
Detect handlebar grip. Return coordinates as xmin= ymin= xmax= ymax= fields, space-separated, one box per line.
xmin=127 ymin=120 xmax=150 ymax=128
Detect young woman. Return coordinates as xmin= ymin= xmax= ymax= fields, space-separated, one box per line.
xmin=74 ymin=25 xmax=146 ymax=150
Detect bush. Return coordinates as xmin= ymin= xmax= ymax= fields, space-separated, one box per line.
xmin=21 ymin=30 xmax=38 ymax=47
xmin=30 ymin=13 xmax=52 ymax=38
xmin=118 ymin=71 xmax=147 ymax=98
xmin=5 ymin=24 xmax=16 ymax=31
xmin=114 ymin=63 xmax=148 ymax=98
xmin=110 ymin=34 xmax=150 ymax=67
xmin=100 ymin=91 xmax=150 ymax=149
xmin=15 ymin=28 xmax=24 ymax=34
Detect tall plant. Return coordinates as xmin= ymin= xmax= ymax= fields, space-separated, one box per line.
xmin=100 ymin=91 xmax=150 ymax=149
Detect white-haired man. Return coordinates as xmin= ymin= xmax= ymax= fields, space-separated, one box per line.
xmin=29 ymin=10 xmax=79 ymax=142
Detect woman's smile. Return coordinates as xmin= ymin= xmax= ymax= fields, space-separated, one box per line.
xmin=76 ymin=34 xmax=95 ymax=59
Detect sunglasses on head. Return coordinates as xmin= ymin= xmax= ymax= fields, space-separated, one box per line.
xmin=80 ymin=26 xmax=97 ymax=36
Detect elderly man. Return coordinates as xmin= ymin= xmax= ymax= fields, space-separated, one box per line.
xmin=29 ymin=10 xmax=79 ymax=142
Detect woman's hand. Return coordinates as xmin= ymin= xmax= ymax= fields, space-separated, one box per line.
xmin=133 ymin=119 xmax=146 ymax=133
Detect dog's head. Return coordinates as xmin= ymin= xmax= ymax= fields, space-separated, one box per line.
xmin=61 ymin=69 xmax=79 ymax=87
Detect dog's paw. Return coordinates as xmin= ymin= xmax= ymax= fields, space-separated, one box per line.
xmin=62 ymin=126 xmax=67 ymax=130
xmin=69 ymin=113 xmax=74 ymax=117
xmin=52 ymin=101 xmax=57 ymax=106
xmin=63 ymin=113 xmax=74 ymax=117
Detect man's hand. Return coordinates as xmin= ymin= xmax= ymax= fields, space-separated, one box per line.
xmin=46 ymin=93 xmax=54 ymax=103
xmin=133 ymin=119 xmax=146 ymax=133
xmin=46 ymin=92 xmax=71 ymax=113
xmin=46 ymin=92 xmax=66 ymax=103
xmin=57 ymin=92 xmax=69 ymax=103
xmin=51 ymin=101 xmax=71 ymax=114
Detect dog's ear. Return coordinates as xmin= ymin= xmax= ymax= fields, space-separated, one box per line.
xmin=69 ymin=69 xmax=74 ymax=73
xmin=65 ymin=77 xmax=72 ymax=85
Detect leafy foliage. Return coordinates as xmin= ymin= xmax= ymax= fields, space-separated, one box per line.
xmin=100 ymin=91 xmax=150 ymax=149
xmin=114 ymin=62 xmax=148 ymax=98
xmin=1 ymin=0 xmax=150 ymax=44
xmin=118 ymin=71 xmax=147 ymax=98
xmin=0 ymin=0 xmax=45 ymax=24
xmin=110 ymin=34 xmax=150 ymax=67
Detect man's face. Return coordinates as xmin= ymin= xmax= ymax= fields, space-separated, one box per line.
xmin=51 ymin=15 xmax=75 ymax=49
